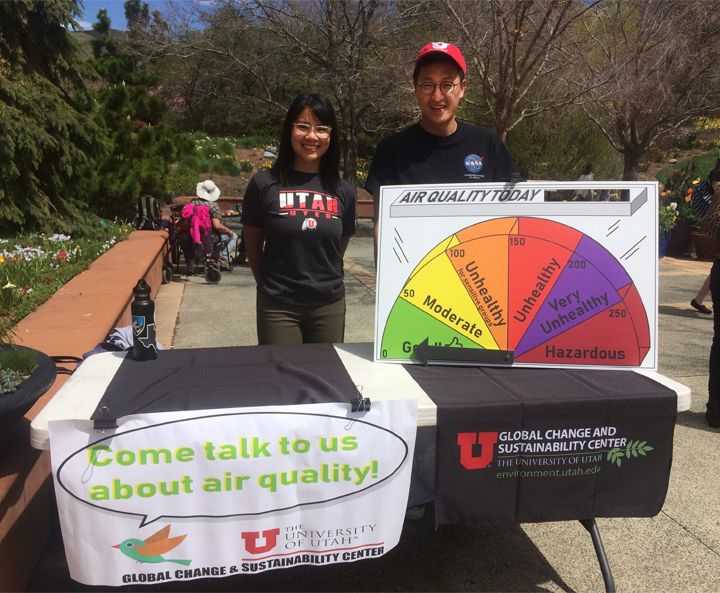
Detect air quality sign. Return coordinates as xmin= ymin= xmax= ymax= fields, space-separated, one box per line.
xmin=49 ymin=401 xmax=416 ymax=586
xmin=374 ymin=181 xmax=658 ymax=370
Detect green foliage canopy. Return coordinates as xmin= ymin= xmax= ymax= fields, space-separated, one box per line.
xmin=0 ymin=0 xmax=106 ymax=235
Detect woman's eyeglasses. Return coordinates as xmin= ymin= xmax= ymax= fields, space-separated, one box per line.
xmin=293 ymin=122 xmax=332 ymax=138
xmin=418 ymin=81 xmax=460 ymax=96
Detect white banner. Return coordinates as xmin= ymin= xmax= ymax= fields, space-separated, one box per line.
xmin=49 ymin=401 xmax=417 ymax=586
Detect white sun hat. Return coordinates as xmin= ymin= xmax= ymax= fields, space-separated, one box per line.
xmin=196 ymin=180 xmax=221 ymax=202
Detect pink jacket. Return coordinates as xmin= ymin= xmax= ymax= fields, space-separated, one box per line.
xmin=182 ymin=204 xmax=212 ymax=243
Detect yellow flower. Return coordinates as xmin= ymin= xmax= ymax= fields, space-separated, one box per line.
xmin=0 ymin=256 xmax=4 ymax=263
xmin=3 ymin=281 xmax=16 ymax=289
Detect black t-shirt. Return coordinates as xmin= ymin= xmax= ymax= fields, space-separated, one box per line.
xmin=364 ymin=121 xmax=519 ymax=194
xmin=241 ymin=169 xmax=356 ymax=307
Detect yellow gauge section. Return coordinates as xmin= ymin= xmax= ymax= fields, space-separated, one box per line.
xmin=406 ymin=234 xmax=460 ymax=284
xmin=400 ymin=252 xmax=499 ymax=349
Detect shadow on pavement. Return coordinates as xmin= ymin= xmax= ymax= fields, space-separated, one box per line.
xmin=658 ymin=305 xmax=714 ymax=320
xmin=675 ymin=409 xmax=720 ymax=435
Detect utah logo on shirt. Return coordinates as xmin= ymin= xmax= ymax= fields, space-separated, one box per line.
xmin=278 ymin=191 xmax=339 ymax=219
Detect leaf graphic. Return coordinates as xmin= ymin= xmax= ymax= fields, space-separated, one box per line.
xmin=644 ymin=445 xmax=653 ymax=452
xmin=638 ymin=448 xmax=646 ymax=456
xmin=638 ymin=441 xmax=647 ymax=448
xmin=616 ymin=457 xmax=622 ymax=467
xmin=632 ymin=449 xmax=638 ymax=457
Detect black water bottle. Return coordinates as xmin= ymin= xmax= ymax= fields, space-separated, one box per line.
xmin=131 ymin=279 xmax=158 ymax=361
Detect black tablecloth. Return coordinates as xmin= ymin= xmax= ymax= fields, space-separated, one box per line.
xmin=407 ymin=366 xmax=677 ymax=525
xmin=91 ymin=345 xmax=676 ymax=526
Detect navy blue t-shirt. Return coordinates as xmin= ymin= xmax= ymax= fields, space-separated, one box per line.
xmin=365 ymin=121 xmax=518 ymax=195
xmin=241 ymin=169 xmax=356 ymax=307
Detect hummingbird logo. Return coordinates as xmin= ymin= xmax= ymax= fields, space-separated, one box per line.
xmin=112 ymin=525 xmax=191 ymax=566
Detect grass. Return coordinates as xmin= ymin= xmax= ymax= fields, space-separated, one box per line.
xmin=656 ymin=152 xmax=718 ymax=186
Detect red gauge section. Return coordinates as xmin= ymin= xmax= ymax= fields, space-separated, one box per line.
xmin=507 ymin=235 xmax=574 ymax=351
xmin=516 ymin=300 xmax=641 ymax=366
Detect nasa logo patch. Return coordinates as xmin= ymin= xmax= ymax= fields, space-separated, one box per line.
xmin=464 ymin=154 xmax=484 ymax=173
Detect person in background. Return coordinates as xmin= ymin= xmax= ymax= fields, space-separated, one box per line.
xmin=691 ymin=160 xmax=720 ymax=315
xmin=703 ymin=191 xmax=720 ymax=426
xmin=575 ymin=163 xmax=594 ymax=201
xmin=365 ymin=42 xmax=518 ymax=262
xmin=598 ymin=189 xmax=611 ymax=202
xmin=192 ymin=180 xmax=238 ymax=266
xmin=241 ymin=92 xmax=356 ymax=345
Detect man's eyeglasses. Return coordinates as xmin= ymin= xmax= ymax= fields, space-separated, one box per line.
xmin=293 ymin=122 xmax=332 ymax=138
xmin=418 ymin=81 xmax=461 ymax=96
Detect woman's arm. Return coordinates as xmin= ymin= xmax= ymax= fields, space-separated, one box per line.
xmin=340 ymin=236 xmax=351 ymax=257
xmin=243 ymin=225 xmax=265 ymax=283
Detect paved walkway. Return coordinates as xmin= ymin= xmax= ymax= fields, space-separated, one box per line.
xmin=28 ymin=245 xmax=719 ymax=592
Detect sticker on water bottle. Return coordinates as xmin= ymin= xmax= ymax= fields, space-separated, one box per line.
xmin=132 ymin=315 xmax=145 ymax=336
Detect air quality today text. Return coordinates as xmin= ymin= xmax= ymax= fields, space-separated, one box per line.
xmin=84 ymin=435 xmax=380 ymax=501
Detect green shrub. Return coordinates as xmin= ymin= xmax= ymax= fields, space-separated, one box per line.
xmin=235 ymin=136 xmax=266 ymax=149
xmin=168 ymin=168 xmax=201 ymax=197
xmin=0 ymin=368 xmax=25 ymax=394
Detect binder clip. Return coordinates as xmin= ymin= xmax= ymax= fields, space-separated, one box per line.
xmin=351 ymin=386 xmax=371 ymax=413
xmin=94 ymin=406 xmax=117 ymax=432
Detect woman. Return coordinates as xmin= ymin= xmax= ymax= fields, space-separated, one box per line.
xmin=241 ymin=93 xmax=356 ymax=345
xmin=699 ymin=163 xmax=720 ymax=427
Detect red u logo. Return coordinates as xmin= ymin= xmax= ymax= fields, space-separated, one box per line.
xmin=458 ymin=432 xmax=498 ymax=469
xmin=241 ymin=528 xmax=280 ymax=554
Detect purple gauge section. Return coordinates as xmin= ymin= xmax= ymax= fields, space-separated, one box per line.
xmin=514 ymin=254 xmax=621 ymax=356
xmin=573 ymin=235 xmax=631 ymax=290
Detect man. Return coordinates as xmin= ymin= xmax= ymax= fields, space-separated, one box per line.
xmin=365 ymin=43 xmax=519 ymax=518
xmin=365 ymin=42 xmax=519 ymax=257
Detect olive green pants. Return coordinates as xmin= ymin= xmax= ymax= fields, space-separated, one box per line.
xmin=256 ymin=290 xmax=346 ymax=345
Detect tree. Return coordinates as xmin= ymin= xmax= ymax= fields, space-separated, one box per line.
xmin=90 ymin=3 xmax=181 ymax=217
xmin=0 ymin=0 xmax=106 ymax=234
xmin=433 ymin=0 xmax=604 ymax=142
xmin=579 ymin=0 xmax=720 ymax=180
xmin=133 ymin=0 xmax=411 ymax=190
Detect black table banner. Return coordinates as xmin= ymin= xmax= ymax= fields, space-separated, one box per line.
xmin=91 ymin=344 xmax=358 ymax=418
xmin=406 ymin=366 xmax=677 ymax=526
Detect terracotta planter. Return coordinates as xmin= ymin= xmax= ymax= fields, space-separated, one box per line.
xmin=0 ymin=346 xmax=56 ymax=442
xmin=692 ymin=233 xmax=718 ymax=261
xmin=666 ymin=219 xmax=694 ymax=255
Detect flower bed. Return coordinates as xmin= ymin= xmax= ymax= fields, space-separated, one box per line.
xmin=0 ymin=223 xmax=131 ymax=343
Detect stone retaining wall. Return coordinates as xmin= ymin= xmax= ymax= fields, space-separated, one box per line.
xmin=0 ymin=230 xmax=168 ymax=592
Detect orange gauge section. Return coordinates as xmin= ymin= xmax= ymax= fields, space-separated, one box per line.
xmin=456 ymin=217 xmax=518 ymax=242
xmin=446 ymin=235 xmax=510 ymax=349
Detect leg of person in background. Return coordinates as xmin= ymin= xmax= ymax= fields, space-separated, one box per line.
xmin=235 ymin=229 xmax=247 ymax=264
xmin=706 ymin=259 xmax=720 ymax=427
xmin=219 ymin=232 xmax=237 ymax=263
xmin=691 ymin=274 xmax=712 ymax=314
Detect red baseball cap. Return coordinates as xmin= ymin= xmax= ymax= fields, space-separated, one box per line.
xmin=414 ymin=42 xmax=466 ymax=76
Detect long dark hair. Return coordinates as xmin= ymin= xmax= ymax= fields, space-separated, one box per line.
xmin=273 ymin=93 xmax=341 ymax=190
